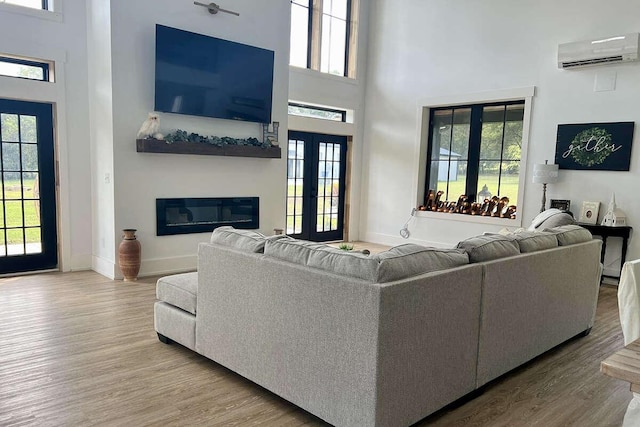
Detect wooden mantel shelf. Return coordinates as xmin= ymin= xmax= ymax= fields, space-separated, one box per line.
xmin=136 ymin=139 xmax=282 ymax=159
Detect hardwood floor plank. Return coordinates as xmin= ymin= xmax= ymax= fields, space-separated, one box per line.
xmin=0 ymin=273 xmax=631 ymax=426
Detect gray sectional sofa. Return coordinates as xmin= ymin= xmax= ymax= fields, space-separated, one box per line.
xmin=154 ymin=225 xmax=602 ymax=427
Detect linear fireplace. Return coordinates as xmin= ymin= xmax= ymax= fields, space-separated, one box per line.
xmin=156 ymin=197 xmax=259 ymax=236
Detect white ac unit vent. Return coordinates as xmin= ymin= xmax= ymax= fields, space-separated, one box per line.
xmin=558 ymin=33 xmax=639 ymax=69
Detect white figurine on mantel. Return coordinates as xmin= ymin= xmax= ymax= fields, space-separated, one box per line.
xmin=601 ymin=193 xmax=627 ymax=227
xmin=137 ymin=112 xmax=163 ymax=140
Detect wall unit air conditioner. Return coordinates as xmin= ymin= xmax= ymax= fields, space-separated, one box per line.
xmin=558 ymin=33 xmax=639 ymax=69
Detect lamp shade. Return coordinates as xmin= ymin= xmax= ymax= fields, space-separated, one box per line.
xmin=532 ymin=163 xmax=559 ymax=184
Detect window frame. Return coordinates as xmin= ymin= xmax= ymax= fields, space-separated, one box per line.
xmin=0 ymin=0 xmax=62 ymax=22
xmin=288 ymin=102 xmax=347 ymax=122
xmin=290 ymin=0 xmax=356 ymax=79
xmin=414 ymin=87 xmax=535 ymax=226
xmin=424 ymin=99 xmax=525 ymax=203
xmin=0 ymin=56 xmax=51 ymax=82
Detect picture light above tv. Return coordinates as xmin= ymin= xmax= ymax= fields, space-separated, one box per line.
xmin=154 ymin=24 xmax=275 ymax=124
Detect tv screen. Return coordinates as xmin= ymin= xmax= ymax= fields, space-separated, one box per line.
xmin=154 ymin=25 xmax=274 ymax=123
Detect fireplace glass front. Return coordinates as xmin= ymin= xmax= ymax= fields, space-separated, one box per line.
xmin=156 ymin=197 xmax=259 ymax=236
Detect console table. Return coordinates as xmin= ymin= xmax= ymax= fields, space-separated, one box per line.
xmin=578 ymin=223 xmax=632 ymax=278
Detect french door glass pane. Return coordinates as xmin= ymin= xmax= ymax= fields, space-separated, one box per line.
xmin=20 ymin=115 xmax=37 ymax=142
xmin=287 ymin=138 xmax=305 ymax=234
xmin=1 ymin=113 xmax=19 ymax=141
xmin=316 ymin=142 xmax=340 ymax=232
xmin=6 ymin=229 xmax=24 ymax=255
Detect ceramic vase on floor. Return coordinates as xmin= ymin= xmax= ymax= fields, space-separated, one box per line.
xmin=119 ymin=229 xmax=141 ymax=281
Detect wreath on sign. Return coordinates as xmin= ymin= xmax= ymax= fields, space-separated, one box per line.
xmin=570 ymin=127 xmax=615 ymax=167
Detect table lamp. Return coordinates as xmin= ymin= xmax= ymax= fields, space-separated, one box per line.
xmin=532 ymin=160 xmax=559 ymax=213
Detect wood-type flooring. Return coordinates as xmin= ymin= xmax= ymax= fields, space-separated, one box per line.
xmin=0 ymin=272 xmax=631 ymax=426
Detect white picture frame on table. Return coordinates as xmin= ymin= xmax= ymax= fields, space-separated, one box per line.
xmin=579 ymin=201 xmax=600 ymax=224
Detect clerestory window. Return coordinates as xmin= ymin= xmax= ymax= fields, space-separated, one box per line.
xmin=0 ymin=56 xmax=51 ymax=82
xmin=1 ymin=0 xmax=51 ymax=11
xmin=289 ymin=0 xmax=357 ymax=78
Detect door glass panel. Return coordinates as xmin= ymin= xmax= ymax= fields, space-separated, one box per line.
xmin=20 ymin=115 xmax=37 ymax=142
xmin=4 ymin=172 xmax=21 ymax=199
xmin=5 ymin=200 xmax=23 ymax=227
xmin=1 ymin=113 xmax=19 ymax=142
xmin=25 ymin=227 xmax=42 ymax=254
xmin=21 ymin=143 xmax=38 ymax=171
xmin=6 ymin=229 xmax=24 ymax=256
xmin=316 ymin=142 xmax=340 ymax=232
xmin=286 ymin=138 xmax=305 ymax=235
xmin=2 ymin=143 xmax=20 ymax=171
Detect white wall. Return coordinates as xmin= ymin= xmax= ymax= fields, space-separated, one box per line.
xmin=89 ymin=0 xmax=291 ymax=277
xmin=362 ymin=0 xmax=640 ymax=275
xmin=0 ymin=0 xmax=93 ymax=271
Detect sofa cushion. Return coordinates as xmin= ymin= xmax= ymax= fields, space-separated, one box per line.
xmin=307 ymin=245 xmax=380 ymax=281
xmin=265 ymin=237 xmax=379 ymax=281
xmin=210 ymin=226 xmax=266 ymax=253
xmin=543 ymin=224 xmax=593 ymax=246
xmin=264 ymin=236 xmax=329 ymax=264
xmin=456 ymin=234 xmax=520 ymax=263
xmin=374 ymin=244 xmax=469 ymax=282
xmin=510 ymin=231 xmax=558 ymax=253
xmin=156 ymin=272 xmax=198 ymax=315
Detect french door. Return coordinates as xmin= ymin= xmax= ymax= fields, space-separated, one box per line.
xmin=0 ymin=99 xmax=57 ymax=274
xmin=286 ymin=131 xmax=347 ymax=242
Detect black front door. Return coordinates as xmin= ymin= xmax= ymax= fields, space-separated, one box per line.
xmin=286 ymin=131 xmax=347 ymax=242
xmin=0 ymin=99 xmax=57 ymax=274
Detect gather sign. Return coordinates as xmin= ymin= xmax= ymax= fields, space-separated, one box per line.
xmin=555 ymin=122 xmax=634 ymax=171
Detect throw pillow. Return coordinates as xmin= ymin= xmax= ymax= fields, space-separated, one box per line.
xmin=375 ymin=244 xmax=469 ymax=282
xmin=509 ymin=230 xmax=558 ymax=253
xmin=543 ymin=224 xmax=593 ymax=246
xmin=456 ymin=234 xmax=520 ymax=263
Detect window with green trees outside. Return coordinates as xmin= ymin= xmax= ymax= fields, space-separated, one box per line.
xmin=425 ymin=101 xmax=524 ymax=206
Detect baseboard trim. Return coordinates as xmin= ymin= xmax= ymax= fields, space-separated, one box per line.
xmin=92 ymin=255 xmax=116 ymax=279
xmin=138 ymin=255 xmax=197 ymax=278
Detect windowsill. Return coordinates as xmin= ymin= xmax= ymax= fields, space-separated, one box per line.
xmin=415 ymin=209 xmax=523 ymax=228
xmin=289 ymin=66 xmax=358 ymax=86
xmin=0 ymin=3 xmax=62 ymax=22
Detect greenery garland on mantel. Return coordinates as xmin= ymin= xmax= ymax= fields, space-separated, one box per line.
xmin=163 ymin=129 xmax=274 ymax=148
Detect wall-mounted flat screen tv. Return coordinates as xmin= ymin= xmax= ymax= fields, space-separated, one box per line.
xmin=154 ymin=24 xmax=274 ymax=123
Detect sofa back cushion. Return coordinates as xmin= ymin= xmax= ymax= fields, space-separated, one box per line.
xmin=374 ymin=244 xmax=469 ymax=282
xmin=456 ymin=234 xmax=520 ymax=263
xmin=510 ymin=231 xmax=558 ymax=253
xmin=265 ymin=238 xmax=470 ymax=282
xmin=543 ymin=224 xmax=593 ymax=246
xmin=265 ymin=237 xmax=379 ymax=281
xmin=210 ymin=226 xmax=267 ymax=253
